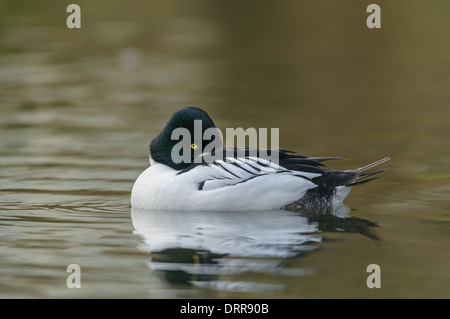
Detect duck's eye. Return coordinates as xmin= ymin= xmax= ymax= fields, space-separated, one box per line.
xmin=191 ymin=143 xmax=198 ymax=150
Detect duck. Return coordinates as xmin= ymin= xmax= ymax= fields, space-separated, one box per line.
xmin=131 ymin=107 xmax=390 ymax=211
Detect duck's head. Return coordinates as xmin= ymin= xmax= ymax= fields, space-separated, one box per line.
xmin=150 ymin=107 xmax=222 ymax=170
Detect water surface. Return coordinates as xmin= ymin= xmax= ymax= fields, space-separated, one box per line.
xmin=0 ymin=0 xmax=449 ymax=298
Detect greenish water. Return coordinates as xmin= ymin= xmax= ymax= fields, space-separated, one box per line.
xmin=1 ymin=0 xmax=449 ymax=298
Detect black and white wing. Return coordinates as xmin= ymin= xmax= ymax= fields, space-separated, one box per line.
xmin=177 ymin=148 xmax=337 ymax=191
xmin=177 ymin=148 xmax=389 ymax=192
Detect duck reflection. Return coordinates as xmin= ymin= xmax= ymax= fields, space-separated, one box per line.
xmin=131 ymin=205 xmax=377 ymax=294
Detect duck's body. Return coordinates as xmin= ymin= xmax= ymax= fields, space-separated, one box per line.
xmin=132 ymin=160 xmax=315 ymax=211
xmin=131 ymin=107 xmax=389 ymax=211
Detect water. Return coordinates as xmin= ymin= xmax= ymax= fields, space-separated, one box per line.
xmin=1 ymin=0 xmax=449 ymax=298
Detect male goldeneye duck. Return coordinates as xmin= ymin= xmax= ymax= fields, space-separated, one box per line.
xmin=131 ymin=107 xmax=390 ymax=211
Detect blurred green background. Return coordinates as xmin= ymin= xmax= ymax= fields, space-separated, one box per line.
xmin=1 ymin=1 xmax=450 ymax=157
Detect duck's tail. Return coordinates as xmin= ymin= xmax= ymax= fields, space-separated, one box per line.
xmin=285 ymin=156 xmax=390 ymax=209
xmin=344 ymin=157 xmax=391 ymax=186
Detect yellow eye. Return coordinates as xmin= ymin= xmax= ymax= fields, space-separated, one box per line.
xmin=191 ymin=143 xmax=198 ymax=149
